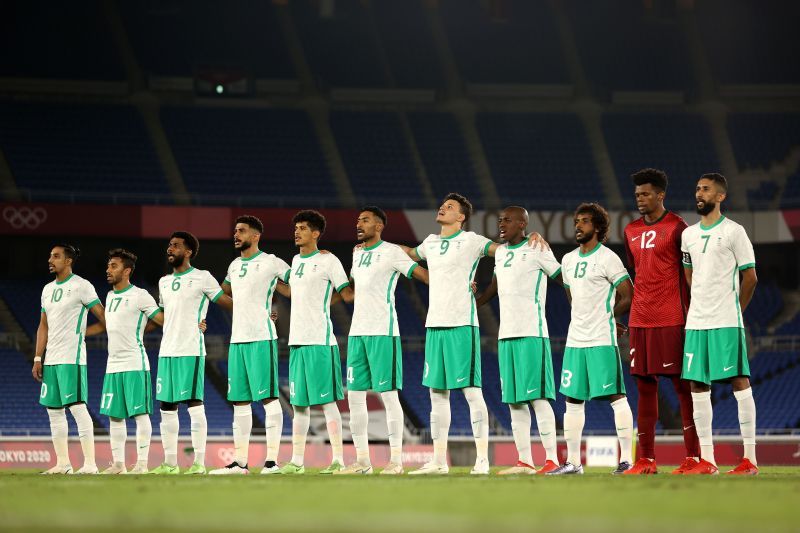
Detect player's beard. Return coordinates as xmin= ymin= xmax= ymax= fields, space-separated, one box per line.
xmin=696 ymin=200 xmax=715 ymax=216
xmin=575 ymin=232 xmax=593 ymax=244
xmin=236 ymin=240 xmax=252 ymax=252
xmin=168 ymin=254 xmax=185 ymax=269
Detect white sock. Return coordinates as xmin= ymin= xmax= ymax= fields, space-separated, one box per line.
xmin=68 ymin=403 xmax=96 ymax=468
xmin=532 ymin=399 xmax=558 ymax=463
xmin=160 ymin=409 xmax=179 ymax=467
xmin=232 ymin=404 xmax=252 ymax=466
xmin=610 ymin=398 xmax=634 ymax=464
xmin=734 ymin=387 xmax=757 ymax=465
xmin=564 ymin=402 xmax=585 ymax=466
xmin=692 ymin=391 xmax=715 ymax=465
xmin=264 ymin=400 xmax=283 ymax=463
xmin=509 ymin=403 xmax=533 ymax=466
xmin=463 ymin=387 xmax=489 ymax=462
xmin=134 ymin=414 xmax=151 ymax=465
xmin=429 ymin=389 xmax=451 ymax=466
xmin=381 ymin=390 xmax=404 ymax=465
xmin=188 ymin=405 xmax=207 ymax=466
xmin=109 ymin=418 xmax=127 ymax=465
xmin=348 ymin=391 xmax=370 ymax=465
xmin=47 ymin=408 xmax=70 ymax=467
xmin=291 ymin=406 xmax=310 ymax=466
xmin=322 ymin=402 xmax=344 ymax=464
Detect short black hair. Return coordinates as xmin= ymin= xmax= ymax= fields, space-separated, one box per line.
xmin=631 ymin=168 xmax=668 ymax=191
xmin=108 ymin=248 xmax=137 ymax=272
xmin=53 ymin=243 xmax=80 ymax=262
xmin=292 ymin=210 xmax=326 ymax=236
xmin=443 ymin=192 xmax=473 ymax=225
xmin=235 ymin=214 xmax=264 ymax=234
xmin=699 ymin=172 xmax=728 ymax=193
xmin=360 ymin=206 xmax=387 ymax=226
xmin=170 ymin=231 xmax=200 ymax=258
xmin=575 ymin=202 xmax=611 ymax=243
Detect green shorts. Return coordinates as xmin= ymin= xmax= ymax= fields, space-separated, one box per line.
xmin=559 ymin=346 xmax=626 ymax=401
xmin=99 ymin=371 xmax=152 ymax=419
xmin=228 ymin=340 xmax=279 ymax=401
xmin=498 ymin=337 xmax=555 ymax=403
xmin=39 ymin=364 xmax=88 ymax=408
xmin=423 ymin=326 xmax=481 ymax=390
xmin=682 ymin=328 xmax=749 ymax=385
xmin=289 ymin=345 xmax=344 ymax=407
xmin=346 ymin=336 xmax=402 ymax=392
xmin=155 ymin=356 xmax=204 ymax=403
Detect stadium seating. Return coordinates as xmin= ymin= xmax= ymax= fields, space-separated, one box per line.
xmin=602 ymin=113 xmax=720 ymax=210
xmin=477 ymin=113 xmax=605 ymax=209
xmin=160 ymin=106 xmax=336 ymax=205
xmin=0 ymin=349 xmax=51 ymax=434
xmin=776 ymin=312 xmax=800 ymax=336
xmin=0 ymin=103 xmax=168 ymax=203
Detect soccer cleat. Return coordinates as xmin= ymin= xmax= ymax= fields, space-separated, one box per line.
xmin=671 ymin=457 xmax=700 ymax=475
xmin=470 ymin=457 xmax=490 ymax=475
xmin=101 ymin=462 xmax=127 ymax=475
xmin=319 ymin=460 xmax=345 ymax=474
xmin=545 ymin=462 xmax=584 ymax=475
xmin=260 ymin=462 xmax=281 ymax=475
xmin=209 ymin=462 xmax=249 ymax=475
xmin=683 ymin=458 xmax=719 ymax=475
xmin=183 ymin=462 xmax=207 ymax=475
xmin=124 ymin=463 xmax=150 ymax=474
xmin=611 ymin=461 xmax=633 ymax=475
xmin=622 ymin=458 xmax=658 ymax=475
xmin=75 ymin=464 xmax=99 ymax=475
xmin=380 ymin=462 xmax=404 ymax=475
xmin=498 ymin=461 xmax=536 ymax=475
xmin=148 ymin=463 xmax=180 ymax=475
xmin=536 ymin=460 xmax=560 ymax=475
xmin=727 ymin=458 xmax=759 ymax=476
xmin=333 ymin=462 xmax=373 ymax=475
xmin=276 ymin=462 xmax=305 ymax=475
xmin=41 ymin=464 xmax=73 ymax=475
xmin=408 ymin=462 xmax=449 ymax=475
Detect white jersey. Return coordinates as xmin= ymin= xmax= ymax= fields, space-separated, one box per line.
xmin=225 ymin=251 xmax=291 ymax=343
xmin=349 ymin=241 xmax=418 ymax=337
xmin=681 ymin=216 xmax=756 ymax=330
xmin=104 ymin=285 xmax=160 ymax=373
xmin=416 ymin=230 xmax=492 ymax=328
xmin=287 ymin=250 xmax=350 ymax=346
xmin=157 ymin=267 xmax=223 ymax=357
xmin=494 ymin=241 xmax=562 ymax=339
xmin=562 ymin=244 xmax=630 ymax=348
xmin=40 ymin=274 xmax=100 ymax=366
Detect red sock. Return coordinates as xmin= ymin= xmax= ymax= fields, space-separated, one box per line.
xmin=671 ymin=376 xmax=700 ymax=458
xmin=635 ymin=376 xmax=658 ymax=460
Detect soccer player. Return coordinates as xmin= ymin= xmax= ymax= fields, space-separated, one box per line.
xmin=277 ymin=210 xmax=354 ymax=475
xmin=680 ymin=173 xmax=758 ymax=475
xmin=335 ymin=206 xmax=429 ymax=475
xmin=475 ymin=206 xmax=560 ymax=475
xmin=149 ymin=232 xmax=233 ymax=474
xmin=400 ymin=193 xmax=544 ymax=475
xmin=548 ymin=203 xmax=635 ymax=476
xmin=623 ymin=168 xmax=700 ymax=475
xmin=99 ymin=249 xmax=161 ymax=475
xmin=33 ymin=244 xmax=105 ymax=474
xmin=211 ymin=215 xmax=290 ymax=475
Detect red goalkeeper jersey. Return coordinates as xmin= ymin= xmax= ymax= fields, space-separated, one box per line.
xmin=624 ymin=211 xmax=689 ymax=328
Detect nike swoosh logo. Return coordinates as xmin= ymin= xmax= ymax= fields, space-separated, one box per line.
xmin=457 ymin=377 xmax=467 ymax=383
xmin=662 ymin=362 xmax=675 ymax=367
xmin=602 ymin=383 xmax=613 ymax=389
xmin=181 ymin=390 xmax=189 ymax=395
xmin=637 ymin=433 xmax=646 ymax=436
xmin=540 ymin=432 xmax=551 ymax=436
xmin=379 ymin=380 xmax=388 ymax=386
xmin=134 ymin=405 xmax=143 ymax=410
xmin=65 ymin=393 xmax=74 ymax=399
xmin=631 ymin=236 xmax=640 ymax=242
xmin=526 ymin=388 xmax=538 ymax=393
xmin=320 ymin=392 xmax=330 ymax=398
xmin=258 ymin=389 xmax=268 ymax=395
xmin=723 ymin=366 xmax=734 ymax=372
xmin=683 ymin=425 xmax=694 ymax=431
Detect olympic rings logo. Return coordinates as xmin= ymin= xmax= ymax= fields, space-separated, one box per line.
xmin=2 ymin=206 xmax=48 ymax=230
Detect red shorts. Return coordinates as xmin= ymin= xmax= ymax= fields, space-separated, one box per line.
xmin=629 ymin=326 xmax=684 ymax=377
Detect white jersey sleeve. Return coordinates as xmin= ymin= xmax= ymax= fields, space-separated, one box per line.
xmin=732 ymin=224 xmax=756 ymax=270
xmin=201 ymin=270 xmax=224 ymax=301
xmin=327 ymin=254 xmax=350 ymax=292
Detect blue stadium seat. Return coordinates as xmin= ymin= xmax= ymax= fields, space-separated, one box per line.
xmin=0 ymin=349 xmax=51 ymax=434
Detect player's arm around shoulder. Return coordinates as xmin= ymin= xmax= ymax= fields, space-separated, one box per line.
xmin=474 ymin=275 xmax=497 ymax=308
xmin=85 ymin=302 xmax=106 ymax=337
xmin=680 ymin=226 xmax=693 ymax=287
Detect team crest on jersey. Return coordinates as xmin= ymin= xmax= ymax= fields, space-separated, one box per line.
xmin=313 ymin=264 xmax=318 ymax=272
xmin=521 ymin=253 xmax=527 ymax=262
xmin=456 ymin=241 xmax=462 ymax=250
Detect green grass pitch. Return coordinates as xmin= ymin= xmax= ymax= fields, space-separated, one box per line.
xmin=1 ymin=467 xmax=799 ymax=532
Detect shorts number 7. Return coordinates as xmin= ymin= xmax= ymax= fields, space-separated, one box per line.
xmin=685 ymin=352 xmax=694 ymax=371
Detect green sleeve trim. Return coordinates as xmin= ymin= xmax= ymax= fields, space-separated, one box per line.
xmin=611 ymin=274 xmax=630 ymax=289
xmin=738 ymin=263 xmax=755 ymax=271
xmin=283 ymin=270 xmax=291 ymax=283
xmin=682 ymin=262 xmax=693 ymax=269
xmin=86 ymin=299 xmax=101 ymax=309
xmin=336 ymin=282 xmax=350 ymax=293
xmin=482 ymin=241 xmax=492 ymax=256
xmin=406 ymin=263 xmax=418 ymax=278
xmin=40 ymin=307 xmax=46 ymax=314
xmin=563 ymin=283 xmax=570 ymax=289
xmin=414 ymin=246 xmax=423 ymax=260
xmin=223 ymin=278 xmax=230 ymax=285
xmin=147 ymin=309 xmax=160 ymax=320
xmin=549 ymin=267 xmax=562 ymax=280
xmin=211 ymin=290 xmax=224 ymax=303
